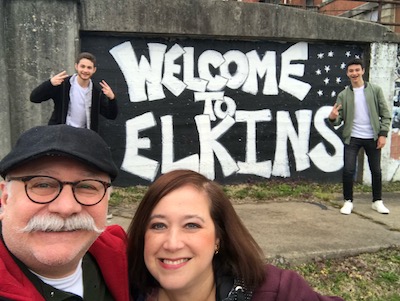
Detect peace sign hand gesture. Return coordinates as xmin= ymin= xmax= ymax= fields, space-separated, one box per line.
xmin=50 ymin=71 xmax=69 ymax=86
xmin=329 ymin=103 xmax=342 ymax=121
xmin=99 ymin=80 xmax=115 ymax=100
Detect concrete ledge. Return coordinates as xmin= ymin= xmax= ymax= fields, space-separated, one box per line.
xmin=80 ymin=0 xmax=400 ymax=43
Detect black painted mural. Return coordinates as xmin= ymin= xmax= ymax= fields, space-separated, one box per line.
xmin=81 ymin=35 xmax=365 ymax=186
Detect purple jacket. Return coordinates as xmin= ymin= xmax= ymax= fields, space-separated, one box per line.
xmin=251 ymin=264 xmax=344 ymax=301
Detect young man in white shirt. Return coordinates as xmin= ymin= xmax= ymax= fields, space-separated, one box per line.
xmin=30 ymin=52 xmax=118 ymax=133
xmin=328 ymin=59 xmax=392 ymax=215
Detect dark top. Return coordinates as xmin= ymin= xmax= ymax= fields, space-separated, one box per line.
xmin=30 ymin=76 xmax=118 ymax=132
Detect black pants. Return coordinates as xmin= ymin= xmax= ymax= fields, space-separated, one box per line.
xmin=343 ymin=137 xmax=382 ymax=201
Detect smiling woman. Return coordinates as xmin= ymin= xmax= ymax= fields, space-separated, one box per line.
xmin=144 ymin=185 xmax=218 ymax=296
xmin=126 ymin=169 xmax=345 ymax=301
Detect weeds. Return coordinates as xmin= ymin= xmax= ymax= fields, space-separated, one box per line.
xmin=274 ymin=247 xmax=400 ymax=301
xmin=111 ymin=180 xmax=400 ymax=205
xmin=109 ymin=185 xmax=147 ymax=206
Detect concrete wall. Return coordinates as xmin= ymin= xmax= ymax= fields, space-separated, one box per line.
xmin=366 ymin=43 xmax=398 ymax=183
xmin=1 ymin=0 xmax=400 ymax=185
xmin=0 ymin=1 xmax=11 ymax=160
xmin=1 ymin=0 xmax=78 ymax=146
xmin=79 ymin=0 xmax=399 ymax=43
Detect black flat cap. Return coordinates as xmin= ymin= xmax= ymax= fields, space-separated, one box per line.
xmin=0 ymin=124 xmax=118 ymax=180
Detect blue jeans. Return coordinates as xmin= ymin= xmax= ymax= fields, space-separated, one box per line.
xmin=343 ymin=137 xmax=382 ymax=201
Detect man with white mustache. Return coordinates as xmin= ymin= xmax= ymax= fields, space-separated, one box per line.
xmin=0 ymin=124 xmax=129 ymax=300
xmin=328 ymin=58 xmax=392 ymax=215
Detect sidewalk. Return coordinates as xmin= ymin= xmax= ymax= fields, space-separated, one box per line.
xmin=108 ymin=192 xmax=400 ymax=264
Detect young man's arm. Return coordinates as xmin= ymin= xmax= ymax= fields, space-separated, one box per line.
xmin=30 ymin=71 xmax=68 ymax=103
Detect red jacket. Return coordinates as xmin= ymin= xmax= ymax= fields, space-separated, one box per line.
xmin=252 ymin=265 xmax=344 ymax=301
xmin=0 ymin=225 xmax=130 ymax=301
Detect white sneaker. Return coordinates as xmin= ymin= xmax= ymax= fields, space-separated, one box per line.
xmin=371 ymin=200 xmax=390 ymax=214
xmin=340 ymin=200 xmax=353 ymax=215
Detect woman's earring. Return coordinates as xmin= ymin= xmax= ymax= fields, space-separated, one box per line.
xmin=215 ymin=244 xmax=219 ymax=255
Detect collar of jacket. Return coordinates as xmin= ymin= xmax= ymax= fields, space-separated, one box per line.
xmin=349 ymin=82 xmax=368 ymax=91
xmin=216 ymin=274 xmax=253 ymax=301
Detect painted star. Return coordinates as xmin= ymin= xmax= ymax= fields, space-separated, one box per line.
xmin=324 ymin=65 xmax=331 ymax=73
xmin=336 ymin=77 xmax=342 ymax=84
xmin=316 ymin=69 xmax=322 ymax=75
xmin=324 ymin=78 xmax=330 ymax=85
xmin=328 ymin=51 xmax=334 ymax=57
xmin=331 ymin=91 xmax=337 ymax=97
xmin=345 ymin=51 xmax=351 ymax=57
xmin=317 ymin=90 xmax=324 ymax=96
xmin=340 ymin=62 xmax=346 ymax=69
xmin=317 ymin=53 xmax=324 ymax=59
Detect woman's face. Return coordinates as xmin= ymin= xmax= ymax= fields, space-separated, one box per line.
xmin=144 ymin=185 xmax=219 ymax=294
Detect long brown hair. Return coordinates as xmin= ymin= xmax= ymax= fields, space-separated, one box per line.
xmin=127 ymin=169 xmax=266 ymax=296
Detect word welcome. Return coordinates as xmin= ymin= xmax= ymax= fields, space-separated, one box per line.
xmin=110 ymin=41 xmax=312 ymax=102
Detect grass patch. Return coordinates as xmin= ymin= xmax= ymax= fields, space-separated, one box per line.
xmin=109 ymin=185 xmax=147 ymax=207
xmin=275 ymin=247 xmax=400 ymax=301
xmin=111 ymin=180 xmax=400 ymax=205
xmin=222 ymin=180 xmax=400 ymax=202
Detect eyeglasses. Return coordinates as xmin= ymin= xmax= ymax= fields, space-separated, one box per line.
xmin=7 ymin=175 xmax=111 ymax=206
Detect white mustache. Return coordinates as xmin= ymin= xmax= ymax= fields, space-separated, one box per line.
xmin=20 ymin=213 xmax=104 ymax=234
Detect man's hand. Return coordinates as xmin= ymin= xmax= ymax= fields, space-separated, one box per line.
xmin=377 ymin=136 xmax=386 ymax=149
xmin=50 ymin=71 xmax=69 ymax=86
xmin=100 ymin=80 xmax=115 ymax=100
xmin=329 ymin=103 xmax=342 ymax=120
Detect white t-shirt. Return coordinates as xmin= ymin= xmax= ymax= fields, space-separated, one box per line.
xmin=66 ymin=74 xmax=92 ymax=129
xmin=351 ymin=86 xmax=374 ymax=139
xmin=30 ymin=259 xmax=84 ymax=297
